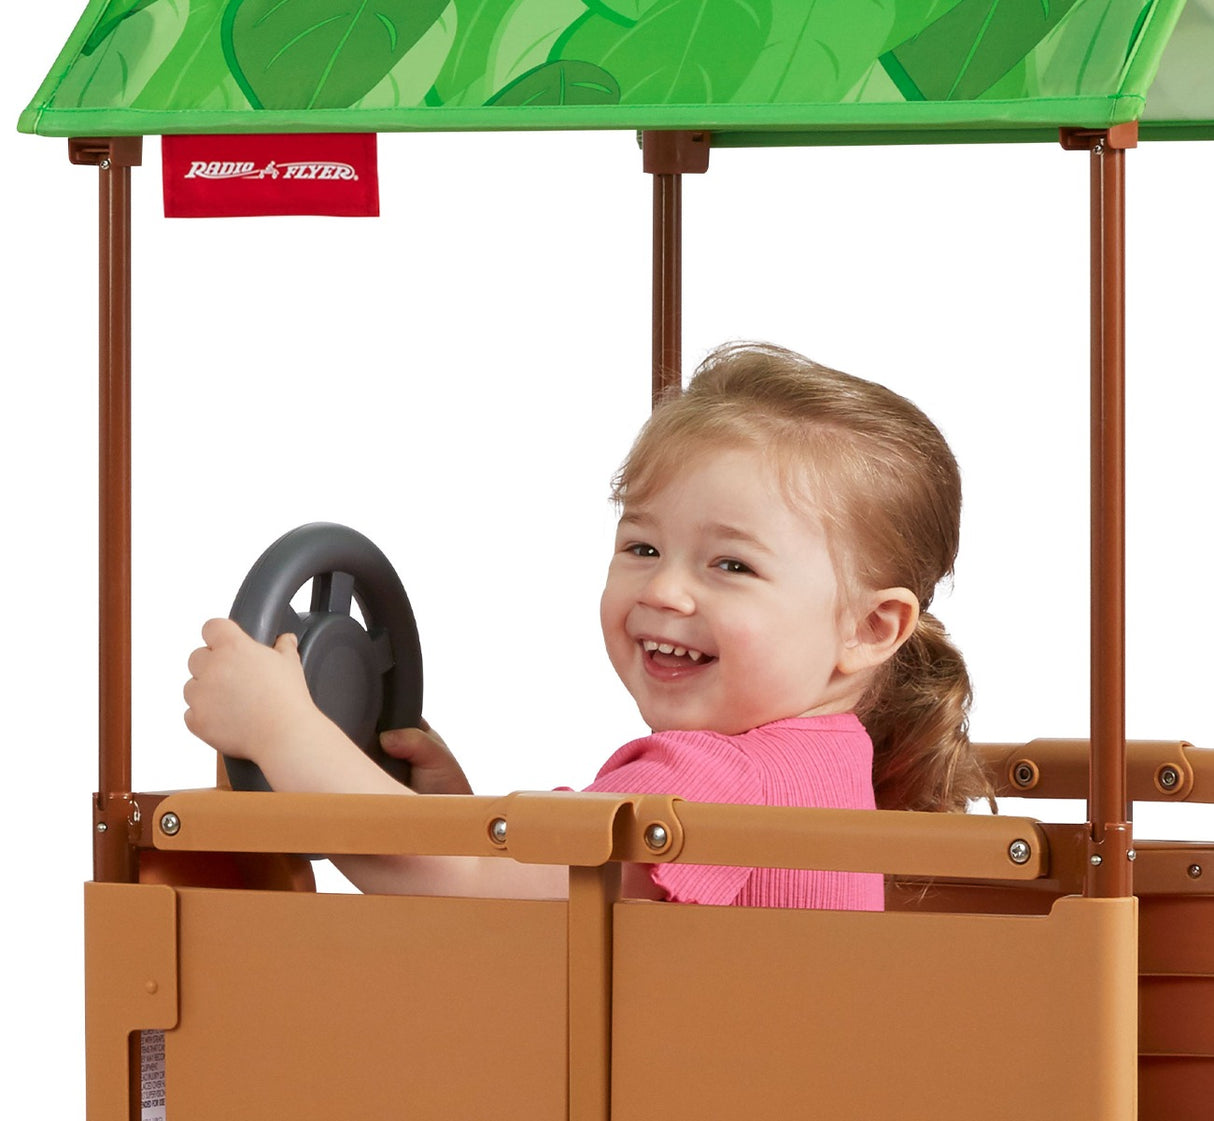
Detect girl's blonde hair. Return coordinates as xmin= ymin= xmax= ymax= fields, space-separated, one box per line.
xmin=613 ymin=342 xmax=992 ymax=813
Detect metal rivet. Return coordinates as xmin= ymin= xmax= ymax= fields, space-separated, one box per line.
xmin=96 ymin=822 xmax=108 ymax=833
xmin=1008 ymin=840 xmax=1031 ymax=865
xmin=644 ymin=823 xmax=669 ymax=851
xmin=1012 ymin=761 xmax=1036 ymax=789
xmin=489 ymin=818 xmax=508 ymax=844
xmin=1090 ymin=854 xmax=1103 ymax=866
xmin=1158 ymin=765 xmax=1181 ymax=790
xmin=99 ymin=158 xmax=111 ymax=170
xmin=159 ymin=812 xmax=181 ymax=837
xmin=1189 ymin=864 xmax=1203 ymax=879
xmin=1128 ymin=849 xmax=1137 ymax=862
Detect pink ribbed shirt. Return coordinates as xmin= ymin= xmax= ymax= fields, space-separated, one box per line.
xmin=585 ymin=714 xmax=884 ymax=911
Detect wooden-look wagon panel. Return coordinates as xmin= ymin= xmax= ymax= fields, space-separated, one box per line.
xmin=610 ymin=895 xmax=1137 ymax=1120
xmin=164 ymin=888 xmax=567 ymax=1120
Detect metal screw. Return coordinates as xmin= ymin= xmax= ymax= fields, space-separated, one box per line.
xmin=1090 ymin=854 xmax=1103 ymax=866
xmin=159 ymin=812 xmax=181 ymax=837
xmin=96 ymin=822 xmax=108 ymax=833
xmin=1008 ymin=840 xmax=1031 ymax=865
xmin=644 ymin=823 xmax=669 ymax=851
xmin=1189 ymin=864 xmax=1203 ymax=879
xmin=489 ymin=817 xmax=508 ymax=844
xmin=1159 ymin=766 xmax=1180 ymax=790
xmin=1012 ymin=762 xmax=1036 ymax=788
xmin=99 ymin=158 xmax=111 ymax=170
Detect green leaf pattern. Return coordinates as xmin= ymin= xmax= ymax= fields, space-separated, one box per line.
xmin=731 ymin=1 xmax=896 ymax=104
xmin=1035 ymin=0 xmax=1155 ymax=96
xmin=43 ymin=0 xmax=1168 ymax=115
xmin=487 ymin=59 xmax=620 ymax=104
xmin=486 ymin=0 xmax=588 ymax=101
xmin=223 ymin=0 xmax=451 ymax=109
xmin=353 ymin=1 xmax=457 ymax=109
xmin=553 ymin=0 xmax=772 ymax=104
xmin=132 ymin=0 xmax=247 ymax=111
xmin=431 ymin=0 xmax=515 ymax=105
xmin=55 ymin=0 xmax=187 ymax=109
xmin=582 ymin=0 xmax=665 ymax=25
xmin=431 ymin=0 xmax=588 ymax=106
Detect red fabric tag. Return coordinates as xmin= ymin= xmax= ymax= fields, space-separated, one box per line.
xmin=162 ymin=134 xmax=379 ymax=218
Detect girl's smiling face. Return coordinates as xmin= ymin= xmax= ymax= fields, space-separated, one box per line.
xmin=600 ymin=446 xmax=865 ymax=735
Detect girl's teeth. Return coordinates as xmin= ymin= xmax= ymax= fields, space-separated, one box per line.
xmin=641 ymin=640 xmax=707 ymax=662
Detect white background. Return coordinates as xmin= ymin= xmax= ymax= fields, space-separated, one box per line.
xmin=5 ymin=2 xmax=1214 ymax=1114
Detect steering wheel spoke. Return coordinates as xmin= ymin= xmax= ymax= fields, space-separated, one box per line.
xmin=278 ymin=604 xmax=305 ymax=638
xmin=367 ymin=626 xmax=395 ymax=675
xmin=310 ymin=570 xmax=355 ymax=615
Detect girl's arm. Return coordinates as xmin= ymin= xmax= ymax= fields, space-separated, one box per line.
xmin=183 ymin=618 xmax=566 ymax=898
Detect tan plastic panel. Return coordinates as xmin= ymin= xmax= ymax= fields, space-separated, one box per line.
xmin=162 ymin=888 xmax=567 ymax=1120
xmin=85 ymin=882 xmax=179 ymax=1120
xmin=611 ymin=896 xmax=1137 ymax=1121
xmin=568 ymin=864 xmax=621 ymax=1121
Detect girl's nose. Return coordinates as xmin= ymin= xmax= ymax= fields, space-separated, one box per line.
xmin=639 ymin=565 xmax=695 ymax=614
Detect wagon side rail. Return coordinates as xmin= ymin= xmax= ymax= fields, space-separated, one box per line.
xmin=979 ymin=738 xmax=1214 ymax=803
xmin=138 ymin=787 xmax=1049 ymax=882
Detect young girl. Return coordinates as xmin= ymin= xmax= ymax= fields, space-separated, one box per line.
xmin=184 ymin=341 xmax=992 ymax=907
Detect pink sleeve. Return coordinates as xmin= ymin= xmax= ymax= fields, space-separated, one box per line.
xmin=584 ymin=731 xmax=760 ymax=906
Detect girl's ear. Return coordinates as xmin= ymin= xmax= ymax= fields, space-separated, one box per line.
xmin=838 ymin=588 xmax=919 ymax=676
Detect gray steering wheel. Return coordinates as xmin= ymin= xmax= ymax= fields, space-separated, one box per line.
xmin=223 ymin=523 xmax=422 ymax=792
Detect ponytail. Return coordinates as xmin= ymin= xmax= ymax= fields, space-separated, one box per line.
xmin=858 ymin=612 xmax=994 ymax=813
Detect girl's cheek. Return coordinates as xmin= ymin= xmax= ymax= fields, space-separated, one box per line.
xmin=725 ymin=622 xmax=767 ymax=658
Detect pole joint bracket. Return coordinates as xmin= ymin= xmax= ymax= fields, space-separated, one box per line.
xmin=1058 ymin=122 xmax=1138 ymax=151
xmin=641 ymin=130 xmax=711 ymax=174
xmin=68 ymin=136 xmax=144 ymax=169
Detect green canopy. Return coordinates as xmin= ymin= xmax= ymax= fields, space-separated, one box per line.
xmin=17 ymin=0 xmax=1214 ymax=143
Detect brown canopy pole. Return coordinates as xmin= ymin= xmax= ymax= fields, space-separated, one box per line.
xmin=69 ymin=136 xmax=143 ymax=885
xmin=1060 ymin=122 xmax=1137 ymax=898
xmin=642 ymin=131 xmax=709 ymax=407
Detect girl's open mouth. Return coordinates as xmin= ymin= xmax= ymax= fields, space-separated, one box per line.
xmin=641 ymin=639 xmax=716 ymax=670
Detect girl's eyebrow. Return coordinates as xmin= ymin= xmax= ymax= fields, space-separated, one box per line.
xmin=702 ymin=522 xmax=774 ymax=555
xmin=617 ymin=512 xmax=773 ymax=555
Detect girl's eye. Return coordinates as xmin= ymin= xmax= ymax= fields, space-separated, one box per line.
xmin=715 ymin=558 xmax=753 ymax=575
xmin=625 ymin=542 xmax=659 ymax=558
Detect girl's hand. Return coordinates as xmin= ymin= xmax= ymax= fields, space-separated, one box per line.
xmin=379 ymin=720 xmax=473 ymax=795
xmin=184 ymin=618 xmax=320 ymax=764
